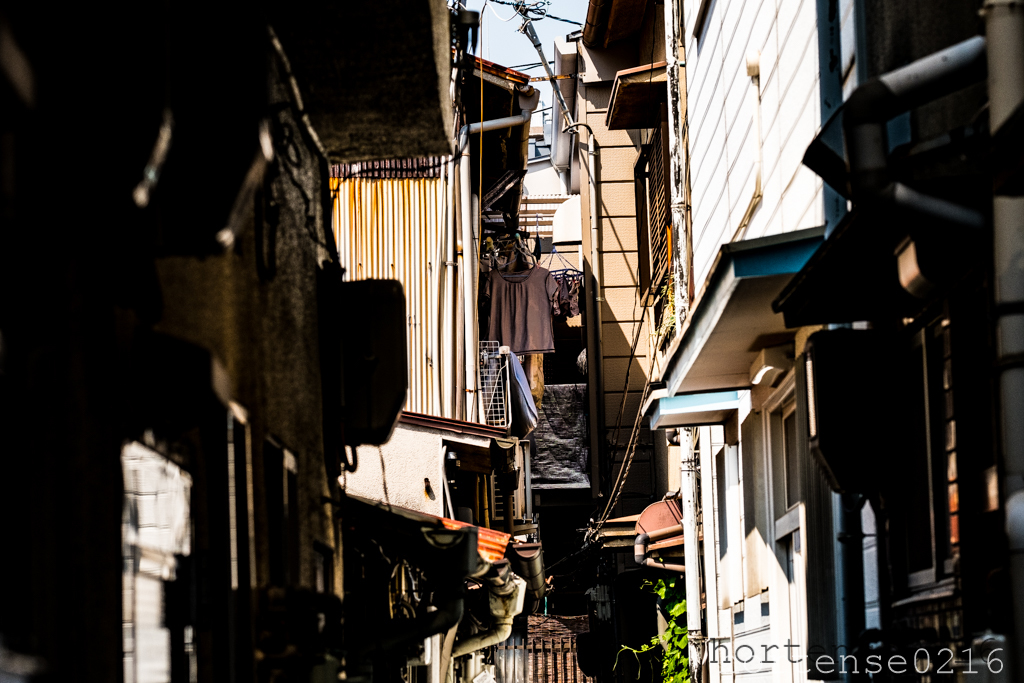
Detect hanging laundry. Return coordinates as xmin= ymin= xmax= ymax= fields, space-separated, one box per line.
xmin=482 ymin=265 xmax=560 ymax=354
xmin=542 ymin=248 xmax=583 ymax=320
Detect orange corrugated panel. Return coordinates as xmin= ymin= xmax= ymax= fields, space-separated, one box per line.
xmin=332 ymin=174 xmax=447 ymax=416
xmin=441 ymin=518 xmax=512 ymax=564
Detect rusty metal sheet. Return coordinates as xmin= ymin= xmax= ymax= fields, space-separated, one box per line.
xmin=442 ymin=517 xmax=511 ymax=563
xmin=635 ymin=499 xmax=683 ymax=538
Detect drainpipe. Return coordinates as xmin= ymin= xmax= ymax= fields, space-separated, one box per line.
xmin=678 ymin=428 xmax=704 ymax=679
xmin=451 ymin=567 xmax=527 ymax=657
xmin=634 ymin=530 xmax=686 ymax=573
xmin=844 ymin=36 xmax=987 ymax=202
xmin=564 ymin=122 xmax=606 ymax=497
xmin=529 ymin=9 xmax=604 ymax=493
xmin=984 ymin=0 xmax=1024 ymax=676
xmin=456 ymin=88 xmax=539 ymax=422
xmin=732 ymin=52 xmax=763 ymax=242
xmin=521 ymin=17 xmax=607 ymax=492
xmin=444 ymin=158 xmax=457 ymax=418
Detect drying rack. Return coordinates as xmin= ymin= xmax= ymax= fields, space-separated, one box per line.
xmin=542 ymin=247 xmax=584 ymax=282
xmin=478 ymin=341 xmax=511 ymax=430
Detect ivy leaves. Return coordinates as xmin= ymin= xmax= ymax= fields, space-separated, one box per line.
xmin=614 ymin=578 xmax=690 ymax=683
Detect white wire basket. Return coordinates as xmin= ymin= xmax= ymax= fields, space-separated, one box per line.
xmin=479 ymin=341 xmax=511 ymax=430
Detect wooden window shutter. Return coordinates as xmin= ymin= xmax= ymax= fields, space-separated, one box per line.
xmin=635 ymin=118 xmax=672 ymax=306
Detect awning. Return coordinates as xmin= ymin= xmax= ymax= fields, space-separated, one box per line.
xmin=784 ymin=87 xmax=991 ymax=327
xmin=346 ymin=494 xmax=511 ymax=564
xmin=606 ymin=62 xmax=667 ymax=130
xmin=659 ymin=227 xmax=825 ymax=396
xmin=649 ymin=391 xmax=741 ymax=429
xmin=771 ymin=210 xmax=923 ymax=327
xmin=772 ymin=193 xmax=987 ymax=328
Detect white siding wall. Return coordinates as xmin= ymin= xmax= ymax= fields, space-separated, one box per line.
xmin=683 ymin=0 xmax=825 ymax=292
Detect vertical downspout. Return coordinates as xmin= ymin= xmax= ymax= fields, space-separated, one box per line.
xmin=584 ymin=132 xmax=604 ymax=498
xmin=731 ymin=53 xmax=762 ymax=243
xmin=444 ymin=158 xmax=457 ymax=418
xmin=837 ymin=493 xmax=865 ymax=681
xmin=664 ymin=0 xmax=690 ymax=329
xmin=815 ymin=0 xmax=847 ymax=236
xmin=571 ymin=126 xmax=605 ymax=499
xmin=459 ymin=139 xmax=475 ymax=422
xmin=679 ymin=429 xmax=703 ymax=680
xmin=985 ymin=0 xmax=1024 ymax=677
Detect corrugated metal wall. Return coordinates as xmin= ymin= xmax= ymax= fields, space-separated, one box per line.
xmin=331 ymin=175 xmax=450 ymax=416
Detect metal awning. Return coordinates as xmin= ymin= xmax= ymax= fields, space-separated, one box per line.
xmin=346 ymin=494 xmax=511 ymax=564
xmin=771 ymin=210 xmax=923 ymax=327
xmin=649 ymin=391 xmax=741 ymax=429
xmin=606 ymin=62 xmax=667 ymax=130
xmin=659 ymin=227 xmax=825 ymax=396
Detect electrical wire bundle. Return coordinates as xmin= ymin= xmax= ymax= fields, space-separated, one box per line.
xmin=491 ymin=0 xmax=582 ymax=25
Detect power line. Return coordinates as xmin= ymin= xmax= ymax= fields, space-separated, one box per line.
xmin=489 ymin=0 xmax=584 ymax=25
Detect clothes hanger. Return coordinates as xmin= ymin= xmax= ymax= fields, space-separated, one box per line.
xmin=544 ymin=246 xmax=583 ymax=279
xmin=516 ymin=234 xmax=537 ymax=267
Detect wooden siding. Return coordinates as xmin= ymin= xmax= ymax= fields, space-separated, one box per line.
xmin=684 ymin=0 xmax=825 ymax=293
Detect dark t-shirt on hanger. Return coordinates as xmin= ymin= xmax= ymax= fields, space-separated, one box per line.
xmin=483 ymin=265 xmax=560 ymax=354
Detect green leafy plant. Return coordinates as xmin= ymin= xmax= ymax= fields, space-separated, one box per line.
xmin=613 ymin=578 xmax=690 ymax=683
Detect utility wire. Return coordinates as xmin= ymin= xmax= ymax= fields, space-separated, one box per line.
xmin=486 ymin=1 xmax=519 ymax=21
xmin=491 ymin=0 xmax=583 ymax=25
xmin=509 ymin=61 xmax=552 ymax=70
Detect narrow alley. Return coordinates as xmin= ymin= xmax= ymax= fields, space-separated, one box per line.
xmin=0 ymin=1 xmax=1022 ymax=682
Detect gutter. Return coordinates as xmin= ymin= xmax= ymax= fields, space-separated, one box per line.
xmin=456 ymin=87 xmax=539 ymax=422
xmin=582 ymin=0 xmax=612 ymax=48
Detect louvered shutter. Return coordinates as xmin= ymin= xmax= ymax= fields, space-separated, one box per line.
xmin=635 ymin=120 xmax=672 ymax=306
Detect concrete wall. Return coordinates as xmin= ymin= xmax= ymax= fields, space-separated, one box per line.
xmin=524 ymin=158 xmax=564 ymax=196
xmin=346 ymin=423 xmax=492 ymax=518
xmin=347 ymin=424 xmax=445 ymax=517
xmin=682 ymin=0 xmax=825 ymax=293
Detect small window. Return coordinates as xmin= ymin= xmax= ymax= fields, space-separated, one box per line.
xmin=783 ymin=402 xmax=801 ymax=509
xmin=692 ymin=0 xmax=716 ymax=43
xmin=902 ymin=319 xmax=958 ymax=588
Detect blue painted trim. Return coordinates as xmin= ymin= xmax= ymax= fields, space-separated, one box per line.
xmin=662 ymin=227 xmax=825 ymax=396
xmin=651 ymin=391 xmax=742 ymax=428
xmin=658 ymin=391 xmax=740 ymax=410
xmin=731 ymin=238 xmax=824 ymax=278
